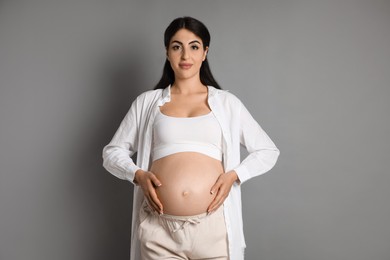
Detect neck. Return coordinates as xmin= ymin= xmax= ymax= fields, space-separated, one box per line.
xmin=171 ymin=77 xmax=206 ymax=95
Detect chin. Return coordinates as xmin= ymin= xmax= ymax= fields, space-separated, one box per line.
xmin=178 ymin=70 xmax=201 ymax=79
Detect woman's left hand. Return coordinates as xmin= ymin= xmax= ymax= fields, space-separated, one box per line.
xmin=207 ymin=171 xmax=239 ymax=213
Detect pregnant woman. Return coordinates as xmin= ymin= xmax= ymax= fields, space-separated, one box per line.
xmin=102 ymin=16 xmax=280 ymax=260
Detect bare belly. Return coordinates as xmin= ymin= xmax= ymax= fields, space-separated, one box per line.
xmin=149 ymin=152 xmax=224 ymax=216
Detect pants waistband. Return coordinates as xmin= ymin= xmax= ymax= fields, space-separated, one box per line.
xmin=141 ymin=200 xmax=223 ymax=233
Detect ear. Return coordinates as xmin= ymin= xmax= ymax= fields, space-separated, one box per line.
xmin=203 ymin=46 xmax=209 ymax=61
xmin=166 ymin=48 xmax=169 ymax=61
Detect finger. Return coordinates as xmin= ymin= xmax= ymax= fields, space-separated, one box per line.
xmin=208 ymin=187 xmax=219 ymax=211
xmin=150 ymin=174 xmax=162 ymax=187
xmin=207 ymin=198 xmax=218 ymax=213
xmin=208 ymin=189 xmax=223 ymax=212
xmin=147 ymin=196 xmax=160 ymax=213
xmin=148 ymin=187 xmax=163 ymax=213
xmin=143 ymin=180 xmax=162 ymax=213
xmin=145 ymin=189 xmax=161 ymax=213
xmin=208 ymin=199 xmax=222 ymax=214
xmin=210 ymin=179 xmax=223 ymax=195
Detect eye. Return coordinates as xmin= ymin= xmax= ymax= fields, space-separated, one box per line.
xmin=191 ymin=45 xmax=199 ymax=50
xmin=172 ymin=45 xmax=181 ymax=51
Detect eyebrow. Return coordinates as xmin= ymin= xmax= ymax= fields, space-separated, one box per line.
xmin=171 ymin=40 xmax=201 ymax=45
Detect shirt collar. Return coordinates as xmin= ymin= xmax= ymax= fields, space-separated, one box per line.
xmin=208 ymin=85 xmax=218 ymax=97
xmin=161 ymin=84 xmax=218 ymax=103
xmin=161 ymin=85 xmax=171 ymax=103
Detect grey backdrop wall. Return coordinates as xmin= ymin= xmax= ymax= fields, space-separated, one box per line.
xmin=1 ymin=1 xmax=389 ymax=259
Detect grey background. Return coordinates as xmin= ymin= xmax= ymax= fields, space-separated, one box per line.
xmin=0 ymin=0 xmax=389 ymax=259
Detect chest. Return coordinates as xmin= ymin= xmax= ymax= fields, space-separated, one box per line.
xmin=159 ymin=93 xmax=211 ymax=117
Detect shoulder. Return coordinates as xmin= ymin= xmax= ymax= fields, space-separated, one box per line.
xmin=126 ymin=88 xmax=163 ymax=114
xmin=209 ymin=86 xmax=243 ymax=107
xmin=133 ymin=88 xmax=163 ymax=104
xmin=137 ymin=88 xmax=162 ymax=100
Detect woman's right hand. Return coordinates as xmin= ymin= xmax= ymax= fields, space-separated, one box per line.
xmin=134 ymin=169 xmax=163 ymax=214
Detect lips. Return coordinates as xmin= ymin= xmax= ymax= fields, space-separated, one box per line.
xmin=179 ymin=63 xmax=193 ymax=69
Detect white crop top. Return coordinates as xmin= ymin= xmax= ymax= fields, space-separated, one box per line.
xmin=152 ymin=109 xmax=223 ymax=162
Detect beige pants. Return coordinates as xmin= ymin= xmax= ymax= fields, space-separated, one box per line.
xmin=138 ymin=201 xmax=229 ymax=260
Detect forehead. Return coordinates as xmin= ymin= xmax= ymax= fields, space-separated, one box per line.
xmin=170 ymin=29 xmax=203 ymax=45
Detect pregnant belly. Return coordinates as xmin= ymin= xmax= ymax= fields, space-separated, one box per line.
xmin=149 ymin=152 xmax=224 ymax=216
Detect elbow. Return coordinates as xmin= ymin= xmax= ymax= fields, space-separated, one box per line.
xmin=102 ymin=145 xmax=114 ymax=171
xmin=102 ymin=156 xmax=110 ymax=171
xmin=274 ymin=147 xmax=280 ymax=161
xmin=260 ymin=147 xmax=280 ymax=173
xmin=270 ymin=147 xmax=280 ymax=169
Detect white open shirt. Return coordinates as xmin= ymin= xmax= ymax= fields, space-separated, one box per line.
xmin=103 ymin=85 xmax=280 ymax=260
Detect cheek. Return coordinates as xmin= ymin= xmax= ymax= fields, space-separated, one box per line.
xmin=200 ymin=51 xmax=208 ymax=61
xmin=194 ymin=52 xmax=205 ymax=62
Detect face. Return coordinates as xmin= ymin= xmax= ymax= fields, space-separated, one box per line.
xmin=166 ymin=28 xmax=208 ymax=82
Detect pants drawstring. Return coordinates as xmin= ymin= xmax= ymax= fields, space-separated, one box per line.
xmin=171 ymin=218 xmax=201 ymax=233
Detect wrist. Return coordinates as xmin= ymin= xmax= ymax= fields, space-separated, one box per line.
xmin=227 ymin=170 xmax=238 ymax=182
xmin=134 ymin=169 xmax=144 ymax=185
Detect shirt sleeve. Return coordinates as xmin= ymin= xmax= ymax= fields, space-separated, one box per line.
xmin=233 ymin=101 xmax=280 ymax=183
xmin=102 ymin=99 xmax=141 ymax=184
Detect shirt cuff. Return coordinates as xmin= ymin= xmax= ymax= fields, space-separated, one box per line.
xmin=233 ymin=164 xmax=251 ymax=184
xmin=126 ymin=164 xmax=141 ymax=184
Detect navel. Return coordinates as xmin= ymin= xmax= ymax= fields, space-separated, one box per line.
xmin=182 ymin=191 xmax=190 ymax=197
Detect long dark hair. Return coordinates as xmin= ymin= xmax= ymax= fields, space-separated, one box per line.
xmin=154 ymin=17 xmax=221 ymax=90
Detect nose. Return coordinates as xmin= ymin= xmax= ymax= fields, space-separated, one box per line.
xmin=181 ymin=46 xmax=189 ymax=60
